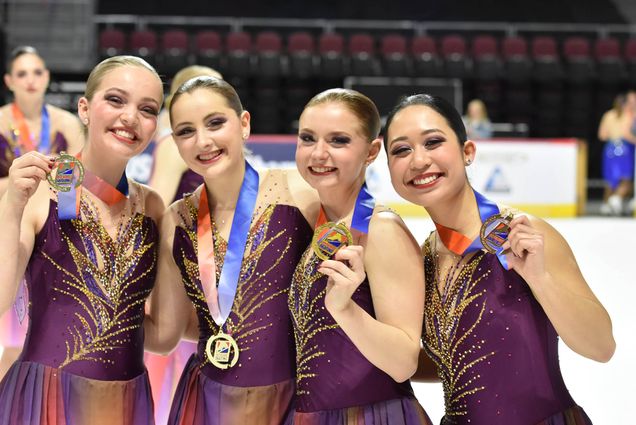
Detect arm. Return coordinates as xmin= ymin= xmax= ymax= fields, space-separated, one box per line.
xmin=143 ymin=198 xmax=197 ymax=354
xmin=148 ymin=137 xmax=188 ymax=206
xmin=319 ymin=211 xmax=425 ymax=382
xmin=504 ymin=214 xmax=615 ymax=362
xmin=0 ymin=152 xmax=51 ymax=314
xmin=597 ymin=111 xmax=610 ymax=141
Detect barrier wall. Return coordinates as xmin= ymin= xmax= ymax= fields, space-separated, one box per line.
xmin=246 ymin=135 xmax=587 ymax=218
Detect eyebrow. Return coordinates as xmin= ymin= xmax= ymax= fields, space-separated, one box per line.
xmin=105 ymin=87 xmax=160 ymax=106
xmin=173 ymin=112 xmax=225 ymax=128
xmin=389 ymin=128 xmax=445 ymax=146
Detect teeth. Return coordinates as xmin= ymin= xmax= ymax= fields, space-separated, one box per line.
xmin=311 ymin=167 xmax=335 ymax=173
xmin=413 ymin=175 xmax=439 ymax=185
xmin=199 ymin=151 xmax=221 ymax=161
xmin=114 ymin=129 xmax=134 ymax=139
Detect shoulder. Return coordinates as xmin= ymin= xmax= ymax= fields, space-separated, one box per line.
xmin=367 ymin=206 xmax=417 ymax=247
xmin=260 ymin=167 xmax=320 ymax=224
xmin=134 ymin=181 xmax=165 ymax=223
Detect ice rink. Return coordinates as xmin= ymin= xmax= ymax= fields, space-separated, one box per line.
xmin=406 ymin=216 xmax=635 ymax=424
xmin=0 ymin=216 xmax=632 ymax=423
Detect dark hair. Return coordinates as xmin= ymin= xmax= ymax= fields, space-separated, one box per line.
xmin=169 ymin=76 xmax=243 ymax=123
xmin=382 ymin=94 xmax=467 ymax=150
xmin=303 ymin=88 xmax=381 ymax=141
xmin=7 ymin=45 xmax=44 ymax=73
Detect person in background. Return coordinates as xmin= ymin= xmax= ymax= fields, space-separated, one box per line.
xmin=0 ymin=45 xmax=84 ymax=381
xmin=597 ymin=93 xmax=635 ymax=216
xmin=463 ymin=99 xmax=492 ymax=139
xmin=384 ymin=93 xmax=615 ymax=425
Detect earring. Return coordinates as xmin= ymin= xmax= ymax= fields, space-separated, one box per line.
xmin=243 ymin=133 xmax=248 ymax=140
xmin=465 ymin=159 xmax=472 ymax=165
xmin=83 ymin=118 xmax=89 ymax=125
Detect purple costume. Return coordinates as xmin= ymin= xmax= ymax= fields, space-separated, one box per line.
xmin=0 ymin=184 xmax=158 ymax=424
xmin=288 ymin=250 xmax=432 ymax=424
xmin=422 ymin=238 xmax=592 ymax=425
xmin=168 ymin=184 xmax=312 ymax=425
xmin=0 ymin=131 xmax=69 ymax=348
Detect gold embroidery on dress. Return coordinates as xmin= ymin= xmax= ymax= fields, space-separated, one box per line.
xmin=177 ymin=195 xmax=293 ymax=367
xmin=288 ymin=249 xmax=339 ymax=395
xmin=423 ymin=236 xmax=494 ymax=418
xmin=42 ymin=187 xmax=155 ymax=368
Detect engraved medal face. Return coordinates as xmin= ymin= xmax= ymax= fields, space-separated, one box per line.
xmin=311 ymin=221 xmax=353 ymax=261
xmin=205 ymin=331 xmax=239 ymax=369
xmin=480 ymin=213 xmax=513 ymax=254
xmin=47 ymin=152 xmax=84 ymax=192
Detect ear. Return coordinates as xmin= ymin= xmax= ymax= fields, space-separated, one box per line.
xmin=77 ymin=97 xmax=89 ymax=124
xmin=366 ymin=138 xmax=382 ymax=165
xmin=3 ymin=74 xmax=12 ymax=92
xmin=463 ymin=140 xmax=476 ymax=164
xmin=240 ymin=110 xmax=251 ymax=139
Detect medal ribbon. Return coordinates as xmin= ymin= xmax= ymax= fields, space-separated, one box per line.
xmin=197 ymin=161 xmax=259 ymax=327
xmin=434 ymin=189 xmax=509 ymax=269
xmin=58 ymin=152 xmax=129 ymax=220
xmin=11 ymin=103 xmax=50 ymax=155
xmin=315 ymin=182 xmax=375 ymax=235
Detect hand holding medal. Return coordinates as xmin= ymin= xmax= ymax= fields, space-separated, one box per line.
xmin=46 ymin=151 xmax=84 ymax=192
xmin=6 ymin=151 xmax=56 ymax=209
xmin=318 ymin=245 xmax=367 ymax=314
xmin=500 ymin=214 xmax=547 ymax=283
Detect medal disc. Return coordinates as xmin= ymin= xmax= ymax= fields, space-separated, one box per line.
xmin=205 ymin=331 xmax=240 ymax=369
xmin=311 ymin=221 xmax=353 ymax=260
xmin=47 ymin=152 xmax=84 ymax=192
xmin=480 ymin=213 xmax=513 ymax=254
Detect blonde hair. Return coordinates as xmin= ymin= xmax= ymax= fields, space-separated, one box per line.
xmin=84 ymin=55 xmax=163 ymax=102
xmin=303 ymin=88 xmax=381 ymax=141
xmin=165 ymin=65 xmax=222 ymax=109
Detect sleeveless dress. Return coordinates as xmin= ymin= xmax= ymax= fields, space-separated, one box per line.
xmin=421 ymin=236 xmax=592 ymax=425
xmin=602 ymin=138 xmax=635 ymax=190
xmin=0 ymin=131 xmax=69 ymax=349
xmin=288 ymin=246 xmax=432 ymax=424
xmin=168 ymin=172 xmax=313 ymax=425
xmin=0 ymin=182 xmax=158 ymax=424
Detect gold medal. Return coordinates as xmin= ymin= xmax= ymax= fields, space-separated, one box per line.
xmin=205 ymin=330 xmax=239 ymax=369
xmin=480 ymin=212 xmax=513 ymax=254
xmin=47 ymin=151 xmax=84 ymax=192
xmin=311 ymin=221 xmax=353 ymax=261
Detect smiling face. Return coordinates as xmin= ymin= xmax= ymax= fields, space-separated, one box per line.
xmin=77 ymin=64 xmax=163 ymax=159
xmin=386 ymin=104 xmax=475 ymax=208
xmin=4 ymin=52 xmax=49 ymax=102
xmin=170 ymin=87 xmax=249 ymax=179
xmin=295 ymin=101 xmax=380 ymax=194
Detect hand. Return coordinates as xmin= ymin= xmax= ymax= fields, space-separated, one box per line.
xmin=318 ymin=245 xmax=366 ymax=316
xmin=7 ymin=151 xmax=53 ymax=210
xmin=502 ymin=215 xmax=547 ymax=285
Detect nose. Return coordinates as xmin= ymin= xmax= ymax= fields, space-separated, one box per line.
xmin=120 ymin=106 xmax=138 ymax=127
xmin=310 ymin=139 xmax=329 ymax=161
xmin=409 ymin=146 xmax=430 ymax=171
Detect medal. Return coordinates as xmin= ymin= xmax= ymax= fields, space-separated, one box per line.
xmin=480 ymin=212 xmax=513 ymax=254
xmin=311 ymin=221 xmax=353 ymax=260
xmin=47 ymin=151 xmax=84 ymax=192
xmin=205 ymin=330 xmax=239 ymax=369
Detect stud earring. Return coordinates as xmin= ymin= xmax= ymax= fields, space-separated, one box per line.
xmin=465 ymin=159 xmax=472 ymax=165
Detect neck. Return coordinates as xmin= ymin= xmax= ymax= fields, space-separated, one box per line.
xmin=318 ymin=174 xmax=365 ymax=223
xmin=427 ymin=182 xmax=482 ymax=238
xmin=14 ymin=98 xmax=44 ymax=120
xmin=81 ymin=143 xmax=127 ymax=187
xmin=203 ymin=161 xmax=245 ymax=210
